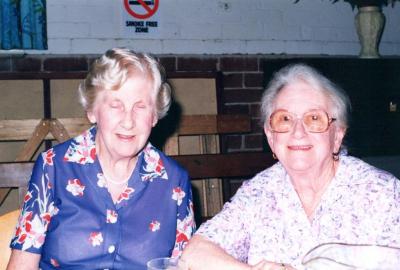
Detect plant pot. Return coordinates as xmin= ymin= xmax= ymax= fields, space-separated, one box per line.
xmin=355 ymin=6 xmax=385 ymax=58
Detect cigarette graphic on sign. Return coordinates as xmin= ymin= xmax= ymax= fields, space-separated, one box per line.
xmin=129 ymin=1 xmax=154 ymax=5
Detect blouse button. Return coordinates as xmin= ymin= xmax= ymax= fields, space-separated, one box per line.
xmin=108 ymin=245 xmax=115 ymax=253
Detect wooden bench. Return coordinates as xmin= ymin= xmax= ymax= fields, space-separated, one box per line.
xmin=0 ymin=116 xmax=273 ymax=219
xmin=0 ymin=70 xmax=274 ymax=222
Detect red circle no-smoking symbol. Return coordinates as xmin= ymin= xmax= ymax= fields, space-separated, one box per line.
xmin=124 ymin=0 xmax=159 ymax=20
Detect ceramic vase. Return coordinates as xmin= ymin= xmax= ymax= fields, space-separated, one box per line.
xmin=355 ymin=6 xmax=385 ymax=58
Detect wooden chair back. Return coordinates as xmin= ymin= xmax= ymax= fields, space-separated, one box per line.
xmin=0 ymin=115 xmax=271 ymax=209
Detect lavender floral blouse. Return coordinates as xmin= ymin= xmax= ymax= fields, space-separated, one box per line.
xmin=10 ymin=126 xmax=196 ymax=270
xmin=196 ymin=155 xmax=400 ymax=269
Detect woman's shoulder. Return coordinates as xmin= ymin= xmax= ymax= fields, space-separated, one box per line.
xmin=235 ymin=162 xmax=286 ymax=196
xmin=56 ymin=127 xmax=96 ymax=161
xmin=339 ymin=155 xmax=399 ymax=191
xmin=340 ymin=155 xmax=397 ymax=179
xmin=144 ymin=144 xmax=189 ymax=178
xmin=35 ymin=127 xmax=96 ymax=167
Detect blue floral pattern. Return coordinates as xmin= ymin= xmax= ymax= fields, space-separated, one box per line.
xmin=10 ymin=126 xmax=195 ymax=270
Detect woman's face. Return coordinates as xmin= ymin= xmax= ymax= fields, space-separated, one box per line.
xmin=264 ymin=80 xmax=345 ymax=174
xmin=87 ymin=75 xmax=157 ymax=161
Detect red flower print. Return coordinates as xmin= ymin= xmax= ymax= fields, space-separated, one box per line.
xmin=64 ymin=129 xmax=96 ymax=164
xmin=172 ymin=187 xmax=186 ymax=206
xmin=149 ymin=220 xmax=161 ymax=232
xmin=13 ymin=205 xmax=51 ymax=250
xmin=172 ymin=230 xmax=190 ymax=258
xmin=15 ymin=211 xmax=33 ymax=244
xmin=106 ymin=209 xmax=118 ymax=224
xmin=17 ymin=232 xmax=27 ymax=243
xmin=89 ymin=232 xmax=103 ymax=247
xmin=141 ymin=146 xmax=168 ymax=181
xmin=155 ymin=159 xmax=164 ymax=174
xmin=41 ymin=213 xmax=51 ymax=224
xmin=176 ymin=230 xmax=189 ymax=243
xmin=44 ymin=149 xmax=55 ymax=166
xmin=90 ymin=147 xmax=96 ymax=161
xmin=50 ymin=258 xmax=60 ymax=267
xmin=116 ymin=187 xmax=135 ymax=204
xmin=66 ymin=179 xmax=85 ymax=196
xmin=24 ymin=191 xmax=32 ymax=203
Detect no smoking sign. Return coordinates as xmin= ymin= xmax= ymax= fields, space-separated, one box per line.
xmin=122 ymin=0 xmax=160 ymax=35
xmin=124 ymin=0 xmax=159 ymax=20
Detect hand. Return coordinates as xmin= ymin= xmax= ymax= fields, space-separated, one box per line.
xmin=250 ymin=260 xmax=297 ymax=270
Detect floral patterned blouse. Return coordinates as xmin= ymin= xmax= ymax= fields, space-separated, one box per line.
xmin=10 ymin=126 xmax=196 ymax=270
xmin=196 ymin=155 xmax=400 ymax=269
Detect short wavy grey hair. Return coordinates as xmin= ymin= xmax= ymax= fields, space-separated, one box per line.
xmin=261 ymin=63 xmax=351 ymax=130
xmin=78 ymin=48 xmax=171 ymax=119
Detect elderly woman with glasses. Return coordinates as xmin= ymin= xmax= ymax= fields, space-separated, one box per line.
xmin=181 ymin=63 xmax=400 ymax=270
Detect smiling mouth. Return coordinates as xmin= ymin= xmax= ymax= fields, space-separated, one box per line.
xmin=287 ymin=145 xmax=312 ymax=151
xmin=117 ymin=134 xmax=135 ymax=140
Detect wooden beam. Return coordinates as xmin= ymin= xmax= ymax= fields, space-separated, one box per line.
xmin=15 ymin=120 xmax=50 ymax=161
xmin=0 ymin=162 xmax=33 ymax=188
xmin=0 ymin=72 xmax=87 ymax=80
xmin=0 ymin=115 xmax=251 ymax=141
xmin=56 ymin=118 xmax=90 ymax=138
xmin=0 ymin=152 xmax=274 ymax=187
xmin=175 ymin=115 xmax=251 ymax=135
xmin=49 ymin=119 xmax=71 ymax=143
xmin=0 ymin=119 xmax=45 ymax=140
xmin=172 ymin=152 xmax=274 ymax=179
xmin=217 ymin=115 xmax=251 ymax=134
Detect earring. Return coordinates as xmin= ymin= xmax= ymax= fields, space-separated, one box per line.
xmin=332 ymin=151 xmax=339 ymax=161
xmin=272 ymin=152 xmax=278 ymax=160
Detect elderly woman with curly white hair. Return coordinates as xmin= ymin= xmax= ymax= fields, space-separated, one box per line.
xmin=7 ymin=48 xmax=195 ymax=270
xmin=182 ymin=63 xmax=400 ymax=270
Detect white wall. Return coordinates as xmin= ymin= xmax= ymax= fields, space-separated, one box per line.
xmin=33 ymin=0 xmax=400 ymax=55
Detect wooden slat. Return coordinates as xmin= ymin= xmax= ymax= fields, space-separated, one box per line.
xmin=167 ymin=72 xmax=217 ymax=79
xmin=0 ymin=152 xmax=274 ymax=188
xmin=0 ymin=119 xmax=45 ymax=140
xmin=0 ymin=118 xmax=90 ymax=141
xmin=0 ymin=115 xmax=250 ymax=141
xmin=0 ymin=163 xmax=33 ymax=188
xmin=15 ymin=120 xmax=49 ymax=161
xmin=56 ymin=118 xmax=90 ymax=138
xmin=173 ymin=152 xmax=274 ymax=179
xmin=163 ymin=136 xmax=179 ymax=156
xmin=217 ymin=115 xmax=251 ymax=134
xmin=0 ymin=71 xmax=215 ymax=80
xmin=49 ymin=119 xmax=71 ymax=143
xmin=176 ymin=115 xmax=251 ymax=135
xmin=0 ymin=71 xmax=87 ymax=80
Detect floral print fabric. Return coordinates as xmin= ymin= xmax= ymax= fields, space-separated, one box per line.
xmin=1 ymin=0 xmax=47 ymax=50
xmin=196 ymin=155 xmax=400 ymax=269
xmin=10 ymin=126 xmax=195 ymax=270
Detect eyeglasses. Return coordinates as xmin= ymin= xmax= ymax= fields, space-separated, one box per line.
xmin=269 ymin=109 xmax=336 ymax=133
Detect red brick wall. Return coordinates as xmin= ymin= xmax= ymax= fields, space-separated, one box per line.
xmin=0 ymin=54 xmax=268 ymax=153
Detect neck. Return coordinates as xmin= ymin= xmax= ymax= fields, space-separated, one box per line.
xmin=102 ymin=171 xmax=130 ymax=186
xmin=96 ymin=135 xmax=138 ymax=183
xmin=99 ymin=157 xmax=137 ymax=184
xmin=289 ymin=159 xmax=337 ymax=193
xmin=289 ymin=159 xmax=339 ymax=220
